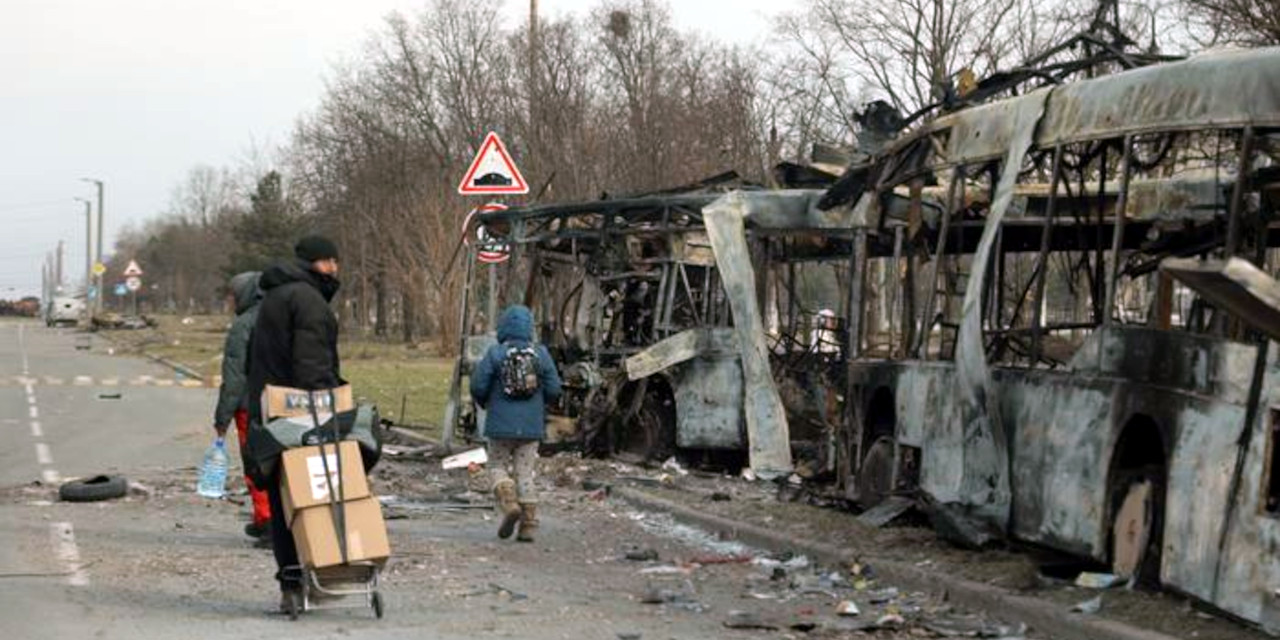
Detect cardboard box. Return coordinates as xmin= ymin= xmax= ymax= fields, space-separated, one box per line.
xmin=291 ymin=496 xmax=390 ymax=569
xmin=262 ymin=384 xmax=354 ymax=420
xmin=280 ymin=441 xmax=370 ymax=523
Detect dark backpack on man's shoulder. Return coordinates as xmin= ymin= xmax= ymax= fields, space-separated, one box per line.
xmin=499 ymin=345 xmax=540 ymax=399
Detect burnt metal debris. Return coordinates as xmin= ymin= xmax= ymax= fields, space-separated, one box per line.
xmin=441 ymin=9 xmax=1280 ymax=634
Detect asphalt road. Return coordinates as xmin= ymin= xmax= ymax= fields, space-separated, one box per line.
xmin=0 ymin=320 xmax=1028 ymax=640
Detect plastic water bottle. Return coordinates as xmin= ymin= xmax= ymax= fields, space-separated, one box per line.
xmin=196 ymin=437 xmax=228 ymax=498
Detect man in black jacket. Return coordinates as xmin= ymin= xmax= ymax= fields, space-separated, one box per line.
xmin=247 ymin=234 xmax=342 ymax=607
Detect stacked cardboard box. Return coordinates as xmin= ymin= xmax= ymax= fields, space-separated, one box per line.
xmin=280 ymin=440 xmax=389 ymax=568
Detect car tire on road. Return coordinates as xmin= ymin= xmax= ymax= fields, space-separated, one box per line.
xmin=59 ymin=475 xmax=128 ymax=502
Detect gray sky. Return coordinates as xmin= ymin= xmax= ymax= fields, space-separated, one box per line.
xmin=1 ymin=0 xmax=781 ymax=299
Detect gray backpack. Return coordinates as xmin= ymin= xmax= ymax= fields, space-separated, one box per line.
xmin=499 ymin=345 xmax=540 ymax=399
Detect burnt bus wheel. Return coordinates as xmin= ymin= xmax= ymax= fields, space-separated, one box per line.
xmin=615 ymin=390 xmax=676 ymax=462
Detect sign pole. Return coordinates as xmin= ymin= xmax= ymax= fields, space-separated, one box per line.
xmin=487 ymin=263 xmax=498 ymax=332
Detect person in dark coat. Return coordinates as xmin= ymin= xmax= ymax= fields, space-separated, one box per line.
xmin=470 ymin=305 xmax=562 ymax=542
xmin=246 ymin=234 xmax=342 ymax=607
xmin=212 ymin=271 xmax=270 ymax=541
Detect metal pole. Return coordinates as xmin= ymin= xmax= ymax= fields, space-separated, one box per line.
xmin=915 ymin=167 xmax=962 ymax=358
xmin=75 ymin=198 xmax=91 ymax=300
xmin=1030 ymin=146 xmax=1064 ymax=364
xmin=56 ymin=241 xmax=64 ymax=289
xmin=82 ymin=178 xmax=104 ymax=316
xmin=1103 ymin=136 xmax=1133 ymax=325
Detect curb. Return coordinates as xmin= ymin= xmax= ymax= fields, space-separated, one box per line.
xmin=97 ymin=332 xmax=206 ymax=383
xmin=615 ymin=486 xmax=1179 ymax=640
xmin=144 ymin=353 xmax=204 ymax=383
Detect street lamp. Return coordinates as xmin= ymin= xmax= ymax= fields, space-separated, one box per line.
xmin=80 ymin=178 xmax=103 ymax=315
xmin=73 ymin=198 xmax=92 ymax=303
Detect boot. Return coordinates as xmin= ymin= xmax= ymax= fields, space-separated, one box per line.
xmin=494 ymin=479 xmax=521 ymax=539
xmin=516 ymin=503 xmax=538 ymax=543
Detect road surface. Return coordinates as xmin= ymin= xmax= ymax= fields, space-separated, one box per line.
xmin=0 ymin=320 xmax=1028 ymax=639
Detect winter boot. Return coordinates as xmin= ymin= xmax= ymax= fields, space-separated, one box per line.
xmin=516 ymin=503 xmax=539 ymax=543
xmin=494 ymin=479 xmax=522 ymax=539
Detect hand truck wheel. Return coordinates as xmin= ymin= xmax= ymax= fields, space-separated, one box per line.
xmin=372 ymin=591 xmax=384 ymax=619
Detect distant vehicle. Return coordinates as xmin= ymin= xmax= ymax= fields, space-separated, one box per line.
xmin=46 ymin=296 xmax=83 ymax=327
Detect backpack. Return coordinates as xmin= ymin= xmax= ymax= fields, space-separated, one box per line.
xmin=499 ymin=345 xmax=541 ymax=399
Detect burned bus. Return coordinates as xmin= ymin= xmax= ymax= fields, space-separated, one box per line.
xmin=783 ymin=46 xmax=1280 ymax=629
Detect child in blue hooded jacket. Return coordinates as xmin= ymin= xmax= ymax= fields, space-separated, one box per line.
xmin=470 ymin=305 xmax=562 ymax=541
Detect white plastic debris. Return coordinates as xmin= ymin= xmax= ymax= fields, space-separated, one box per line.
xmin=661 ymin=457 xmax=689 ymax=476
xmin=836 ymin=600 xmax=860 ymax=616
xmin=442 ymin=447 xmax=488 ymax=470
xmin=1075 ymin=572 xmax=1124 ymax=589
xmin=1071 ymin=595 xmax=1103 ymax=614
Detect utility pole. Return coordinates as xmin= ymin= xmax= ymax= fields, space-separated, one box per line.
xmin=82 ymin=178 xmax=104 ymax=315
xmin=75 ymin=198 xmax=92 ymax=301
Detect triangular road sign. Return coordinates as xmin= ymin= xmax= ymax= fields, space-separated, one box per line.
xmin=123 ymin=259 xmax=143 ymax=277
xmin=457 ymin=132 xmax=528 ymax=195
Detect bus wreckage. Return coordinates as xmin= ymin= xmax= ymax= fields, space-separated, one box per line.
xmin=442 ymin=41 xmax=1280 ymax=631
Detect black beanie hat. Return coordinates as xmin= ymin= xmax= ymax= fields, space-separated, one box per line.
xmin=295 ymin=235 xmax=339 ymax=262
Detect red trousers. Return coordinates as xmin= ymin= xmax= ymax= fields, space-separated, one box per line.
xmin=234 ymin=409 xmax=272 ymax=526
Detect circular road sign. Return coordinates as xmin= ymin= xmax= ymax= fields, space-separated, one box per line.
xmin=125 ymin=277 xmax=142 ymax=292
xmin=463 ymin=202 xmax=510 ymax=263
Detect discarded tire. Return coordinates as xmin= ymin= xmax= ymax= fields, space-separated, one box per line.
xmin=59 ymin=475 xmax=128 ymax=502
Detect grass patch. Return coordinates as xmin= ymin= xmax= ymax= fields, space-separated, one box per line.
xmin=105 ymin=314 xmax=455 ymax=437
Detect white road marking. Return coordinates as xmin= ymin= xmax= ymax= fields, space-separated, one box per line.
xmin=24 ymin=382 xmax=34 ymax=395
xmin=28 ymin=406 xmax=38 ymax=419
xmin=35 ymin=443 xmax=52 ymax=465
xmin=101 ymin=378 xmax=118 ymax=386
xmin=30 ymin=421 xmax=42 ymax=437
xmin=41 ymin=469 xmax=61 ymax=484
xmin=26 ymin=395 xmax=36 ymax=406
xmin=49 ymin=522 xmax=89 ymax=587
xmin=73 ymin=376 xmax=92 ymax=386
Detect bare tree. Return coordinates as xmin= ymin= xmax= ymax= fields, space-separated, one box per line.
xmin=1181 ymin=0 xmax=1280 ymax=45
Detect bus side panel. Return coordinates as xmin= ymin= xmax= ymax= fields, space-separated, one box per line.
xmin=1004 ymin=376 xmax=1112 ymax=558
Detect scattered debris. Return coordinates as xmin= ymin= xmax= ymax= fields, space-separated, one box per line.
xmin=616 ymin=633 xmax=641 ymax=640
xmin=59 ymin=474 xmax=128 ymax=502
xmin=1075 ymin=572 xmax=1125 ymax=589
xmin=661 ymin=457 xmax=689 ymax=476
xmin=96 ymin=392 xmax=122 ymax=400
xmin=836 ymin=600 xmax=860 ymax=616
xmin=1071 ymin=595 xmax=1103 ymax=614
xmin=689 ymin=554 xmax=752 ymax=565
xmin=625 ymin=548 xmax=660 ymax=562
xmin=709 ymin=491 xmax=731 ymax=502
xmin=876 ymin=613 xmax=906 ymax=627
xmin=724 ymin=610 xmax=779 ymax=630
xmin=866 ymin=587 xmax=899 ymax=604
xmin=442 ymin=447 xmax=488 ymax=470
xmin=638 ymin=565 xmax=692 ymax=575
xmin=922 ymin=497 xmax=998 ymax=549
xmin=857 ymin=496 xmax=915 ymax=528
xmin=582 ymin=479 xmax=610 ymax=492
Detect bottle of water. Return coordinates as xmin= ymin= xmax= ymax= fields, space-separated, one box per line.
xmin=196 ymin=437 xmax=228 ymax=499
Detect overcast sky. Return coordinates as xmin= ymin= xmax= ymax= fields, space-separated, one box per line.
xmin=1 ymin=0 xmax=783 ymax=298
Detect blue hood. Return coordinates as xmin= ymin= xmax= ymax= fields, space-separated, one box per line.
xmin=496 ymin=305 xmax=534 ymax=343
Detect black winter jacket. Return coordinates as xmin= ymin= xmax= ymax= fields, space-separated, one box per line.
xmin=247 ymin=259 xmax=342 ymax=425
